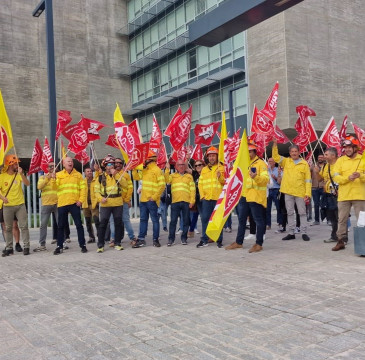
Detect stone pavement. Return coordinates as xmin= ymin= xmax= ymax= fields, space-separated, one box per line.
xmin=1 ymin=216 xmax=365 ymax=360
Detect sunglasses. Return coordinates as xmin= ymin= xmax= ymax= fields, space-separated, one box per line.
xmin=195 ymin=164 xmax=203 ymax=167
xmin=115 ymin=162 xmax=123 ymax=165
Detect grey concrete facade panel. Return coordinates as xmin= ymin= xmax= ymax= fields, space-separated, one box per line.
xmin=247 ymin=0 xmax=365 ymax=134
xmin=0 ymin=0 xmax=130 ymax=159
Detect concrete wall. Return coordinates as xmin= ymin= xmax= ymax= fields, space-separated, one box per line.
xmin=247 ymin=0 xmax=365 ymax=136
xmin=0 ymin=0 xmax=130 ymax=160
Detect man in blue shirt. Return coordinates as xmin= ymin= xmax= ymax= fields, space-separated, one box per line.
xmin=266 ymin=158 xmax=283 ymax=230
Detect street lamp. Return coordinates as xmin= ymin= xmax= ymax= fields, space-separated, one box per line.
xmin=32 ymin=0 xmax=57 ymax=155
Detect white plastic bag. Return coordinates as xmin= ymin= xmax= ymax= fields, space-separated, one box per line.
xmin=357 ymin=211 xmax=365 ymax=227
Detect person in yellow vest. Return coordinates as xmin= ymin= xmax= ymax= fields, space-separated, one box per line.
xmin=197 ymin=146 xmax=225 ymax=248
xmin=115 ymin=158 xmax=136 ymax=243
xmin=272 ymin=138 xmax=312 ymax=241
xmin=33 ymin=161 xmax=58 ymax=252
xmin=94 ymin=155 xmax=127 ymax=253
xmin=82 ymin=166 xmax=100 ymax=243
xmin=165 ymin=160 xmax=195 ymax=246
xmin=132 ymin=151 xmax=165 ymax=248
xmin=332 ymin=136 xmax=365 ymax=251
xmin=0 ymin=155 xmax=30 ymax=257
xmin=314 ymin=147 xmax=339 ymax=244
xmin=225 ymin=140 xmax=269 ymax=253
xmin=54 ymin=157 xmax=87 ymax=255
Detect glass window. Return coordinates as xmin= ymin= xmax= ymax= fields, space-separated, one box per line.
xmin=188 ymin=49 xmax=197 ymax=79
xmin=220 ymin=38 xmax=232 ymax=56
xmin=143 ymin=30 xmax=151 ymax=55
xmin=197 ymin=46 xmax=208 ymax=75
xmin=132 ymin=80 xmax=138 ymax=104
xmin=158 ymin=19 xmax=166 ymax=46
xmin=130 ymin=38 xmax=136 ymax=63
xmin=211 ymin=91 xmax=221 ymax=115
xmin=128 ymin=1 xmax=135 ymax=22
xmin=199 ymin=94 xmax=210 ymax=118
xmin=137 ymin=76 xmax=145 ymax=100
xmin=160 ymin=108 xmax=170 ymax=130
xmin=134 ymin=0 xmax=142 ymax=17
xmin=151 ymin=23 xmax=159 ymax=51
xmin=136 ymin=35 xmax=143 ymax=59
xmin=146 ymin=114 xmax=153 ymax=134
xmin=166 ymin=12 xmax=176 ymax=41
xmin=176 ymin=6 xmax=185 ymax=34
xmin=233 ymin=33 xmax=245 ymax=50
xmin=185 ymin=0 xmax=195 ymax=24
xmin=196 ymin=0 xmax=206 ymax=15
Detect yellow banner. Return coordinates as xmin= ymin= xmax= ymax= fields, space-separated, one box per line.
xmin=206 ymin=129 xmax=249 ymax=241
xmin=0 ymin=89 xmax=14 ymax=165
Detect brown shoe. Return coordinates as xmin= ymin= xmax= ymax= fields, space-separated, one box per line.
xmin=332 ymin=241 xmax=345 ymax=251
xmin=208 ymin=238 xmax=214 ymax=243
xmin=109 ymin=242 xmax=115 ymax=247
xmin=188 ymin=231 xmax=194 ymax=238
xmin=249 ymin=244 xmax=263 ymax=253
xmin=225 ymin=242 xmax=243 ymax=250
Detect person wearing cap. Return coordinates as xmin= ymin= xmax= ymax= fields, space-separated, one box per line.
xmin=196 ymin=146 xmax=225 ymax=248
xmin=53 ymin=157 xmax=88 ymax=255
xmin=82 ymin=166 xmax=100 ymax=244
xmin=225 ymin=140 xmax=269 ymax=253
xmin=115 ymin=158 xmax=136 ymax=244
xmin=94 ymin=155 xmax=127 ymax=253
xmin=332 ymin=136 xmax=365 ymax=251
xmin=272 ymin=139 xmax=312 ymax=241
xmin=165 ymin=160 xmax=195 ymax=246
xmin=132 ymin=151 xmax=165 ymax=248
xmin=0 ymin=154 xmax=31 ymax=257
xmin=34 ymin=162 xmax=58 ymax=252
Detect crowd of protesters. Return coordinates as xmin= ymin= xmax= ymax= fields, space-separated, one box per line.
xmin=1 ymin=134 xmax=365 ymax=257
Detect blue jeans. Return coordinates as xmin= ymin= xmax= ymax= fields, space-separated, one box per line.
xmin=189 ymin=211 xmax=199 ymax=232
xmin=201 ymin=199 xmax=223 ymax=245
xmin=123 ymin=203 xmax=135 ymax=240
xmin=109 ymin=213 xmax=115 ymax=240
xmin=235 ymin=197 xmax=265 ymax=246
xmin=138 ymin=201 xmax=159 ymax=241
xmin=169 ymin=202 xmax=190 ymax=242
xmin=57 ymin=204 xmax=85 ymax=248
xmin=266 ymin=188 xmax=282 ymax=227
xmin=224 ymin=214 xmax=232 ymax=229
xmin=312 ymin=188 xmax=324 ymax=222
xmin=158 ymin=202 xmax=167 ymax=229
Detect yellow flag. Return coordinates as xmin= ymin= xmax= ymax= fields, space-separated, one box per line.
xmin=206 ymin=129 xmax=250 ymax=241
xmin=359 ymin=151 xmax=365 ymax=170
xmin=218 ymin=111 xmax=227 ymax=164
xmin=0 ymin=89 xmax=14 ymax=166
xmin=114 ymin=103 xmax=125 ymax=124
xmin=61 ymin=139 xmax=66 ymax=159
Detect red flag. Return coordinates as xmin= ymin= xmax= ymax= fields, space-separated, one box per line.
xmin=273 ymin=125 xmax=290 ymax=144
xmin=157 ymin=143 xmax=167 ymax=169
xmin=125 ymin=143 xmax=150 ymax=171
xmin=320 ymin=117 xmax=341 ymax=153
xmin=79 ymin=115 xmax=106 ymax=142
xmin=305 ymin=151 xmax=313 ymax=167
xmin=105 ymin=134 xmax=120 ymax=149
xmin=128 ymin=119 xmax=143 ymax=142
xmin=115 ymin=122 xmax=141 ymax=157
xmin=62 ymin=123 xmax=89 ymax=154
xmin=261 ymin=82 xmax=279 ymax=122
xmin=56 ymin=110 xmax=72 ymax=140
xmin=75 ymin=150 xmax=90 ymax=165
xmin=28 ymin=138 xmax=43 ymax=175
xmin=226 ymin=135 xmax=241 ymax=163
xmin=170 ymin=105 xmax=192 ymax=151
xmin=164 ymin=106 xmax=182 ymax=137
xmin=251 ymin=105 xmax=274 ymax=136
xmin=40 ymin=137 xmax=53 ymax=173
xmin=194 ymin=122 xmax=220 ymax=145
xmin=352 ymin=123 xmax=365 ymax=151
xmin=170 ymin=146 xmax=189 ymax=164
xmin=149 ymin=115 xmax=163 ymax=153
xmin=293 ymin=106 xmax=317 ymax=150
xmin=191 ymin=144 xmax=203 ymax=161
xmin=339 ymin=115 xmax=348 ymax=140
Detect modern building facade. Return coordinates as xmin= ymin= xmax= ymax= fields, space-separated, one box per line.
xmin=122 ymin=0 xmax=248 ymax=151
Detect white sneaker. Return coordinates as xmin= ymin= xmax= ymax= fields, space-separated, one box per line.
xmin=244 ymin=234 xmax=255 ymax=240
xmin=176 ymin=229 xmax=182 ymax=235
xmin=194 ymin=229 xmax=200 ymax=234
